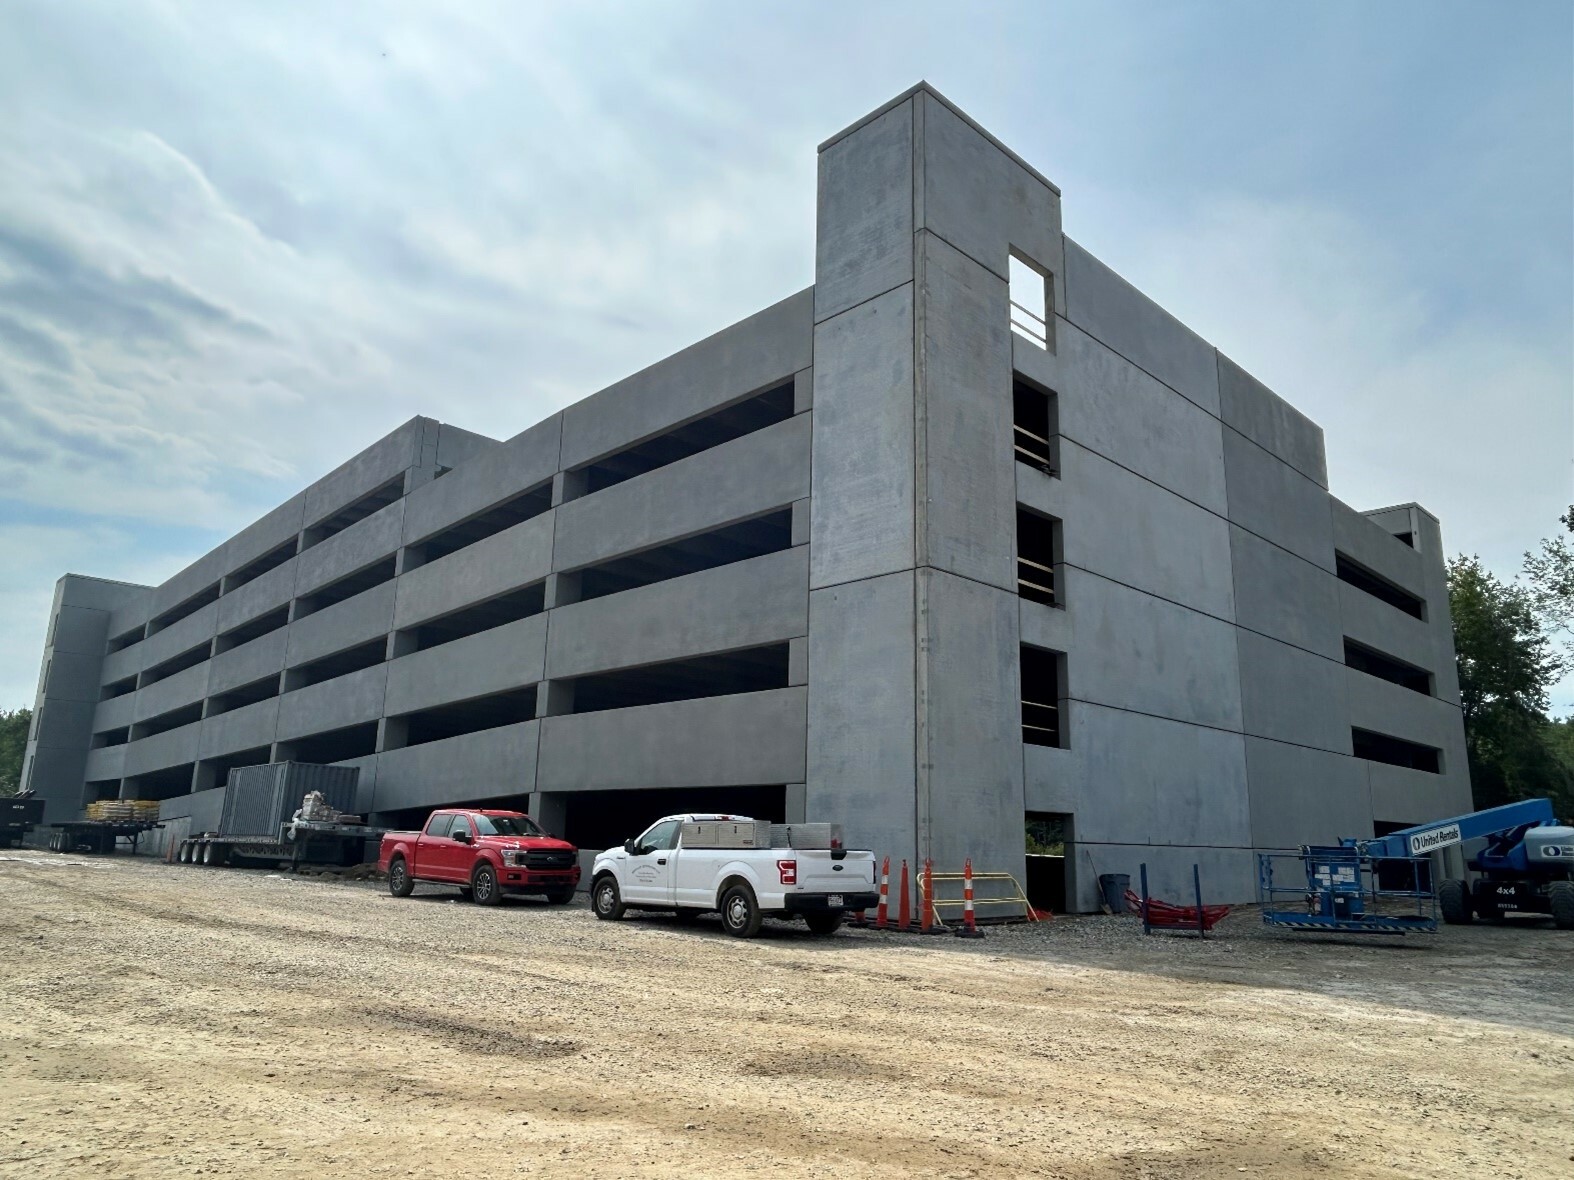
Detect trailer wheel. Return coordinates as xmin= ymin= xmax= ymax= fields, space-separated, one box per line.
xmin=1550 ymin=881 xmax=1574 ymax=931
xmin=471 ymin=863 xmax=501 ymax=906
xmin=202 ymin=842 xmax=225 ymax=867
xmin=387 ymin=855 xmax=414 ymax=898
xmin=1438 ymin=879 xmax=1471 ymax=925
xmin=804 ymin=911 xmax=844 ymax=937
xmin=720 ymin=883 xmax=763 ymax=939
xmin=592 ymin=875 xmax=625 ymax=921
xmin=176 ymin=841 xmax=189 ymax=864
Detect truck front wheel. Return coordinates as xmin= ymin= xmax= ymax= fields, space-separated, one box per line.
xmin=592 ymin=876 xmax=625 ymax=921
xmin=1550 ymin=881 xmax=1574 ymax=930
xmin=388 ymin=856 xmax=414 ymax=898
xmin=471 ymin=863 xmax=502 ymax=906
xmin=1438 ymin=879 xmax=1471 ymax=925
xmin=720 ymin=884 xmax=763 ymax=939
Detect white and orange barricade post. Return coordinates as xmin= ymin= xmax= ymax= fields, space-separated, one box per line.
xmin=875 ymin=856 xmax=891 ymax=929
xmin=955 ymin=857 xmax=985 ymax=938
xmin=897 ymin=859 xmax=912 ymax=931
xmin=921 ymin=858 xmax=935 ymax=933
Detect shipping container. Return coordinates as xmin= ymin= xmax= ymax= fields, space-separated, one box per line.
xmin=218 ymin=763 xmax=360 ymax=837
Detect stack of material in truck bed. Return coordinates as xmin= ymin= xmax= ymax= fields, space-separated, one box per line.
xmin=85 ymin=800 xmax=160 ymax=823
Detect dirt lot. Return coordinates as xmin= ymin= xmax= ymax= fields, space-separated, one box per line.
xmin=1 ymin=852 xmax=1570 ymax=1179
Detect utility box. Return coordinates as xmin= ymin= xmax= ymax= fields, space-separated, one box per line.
xmin=769 ymin=823 xmax=844 ymax=850
xmin=218 ymin=763 xmax=359 ymax=837
xmin=681 ymin=820 xmax=772 ymax=849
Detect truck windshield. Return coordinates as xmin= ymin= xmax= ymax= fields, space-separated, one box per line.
xmin=472 ymin=814 xmax=544 ymax=837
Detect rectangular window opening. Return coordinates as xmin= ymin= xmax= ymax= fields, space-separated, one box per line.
xmin=287 ymin=638 xmax=386 ymax=691
xmin=207 ymin=675 xmax=283 ymax=715
xmin=1021 ymin=644 xmax=1065 ymax=748
xmin=126 ymin=763 xmax=195 ymax=802
xmin=83 ymin=780 xmax=121 ymax=806
xmin=1012 ymin=377 xmax=1058 ymax=475
xmin=1352 ymin=727 xmax=1441 ymax=774
xmin=101 ymin=675 xmax=138 ymax=701
xmin=217 ymin=606 xmax=290 ymax=651
xmin=302 ymin=477 xmax=405 ymax=549
xmin=294 ymin=557 xmax=397 ymax=618
xmin=141 ymin=642 xmax=212 ymax=687
xmin=576 ymin=510 xmax=793 ymax=605
xmin=395 ymin=687 xmax=538 ymax=749
xmin=198 ymin=747 xmax=273 ymax=791
xmin=91 ymin=727 xmax=130 ymax=749
xmin=562 ymin=644 xmax=790 ymax=715
xmin=225 ymin=539 xmax=297 ymax=592
xmin=572 ymin=381 xmax=794 ymax=498
xmin=148 ymin=582 xmax=220 ymax=634
xmin=287 ymin=723 xmax=379 ymax=764
xmin=132 ymin=702 xmax=204 ymax=740
xmin=1009 ymin=254 xmax=1051 ymax=350
xmin=107 ymin=626 xmax=146 ymax=654
xmin=1343 ymin=639 xmax=1432 ymax=696
xmin=1016 ymin=506 xmax=1061 ymax=607
xmin=408 ymin=584 xmax=546 ymax=654
xmin=410 ymin=483 xmax=553 ymax=566
xmin=1335 ymin=553 xmax=1425 ymax=620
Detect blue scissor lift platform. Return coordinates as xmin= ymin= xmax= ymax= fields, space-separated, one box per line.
xmin=1258 ymin=844 xmax=1436 ymax=935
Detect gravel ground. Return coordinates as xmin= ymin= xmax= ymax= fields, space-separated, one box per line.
xmin=2 ymin=851 xmax=1570 ymax=1179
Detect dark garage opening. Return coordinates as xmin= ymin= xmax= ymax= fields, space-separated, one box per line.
xmin=563 ymin=786 xmax=787 ymax=855
xmin=563 ymin=644 xmax=790 ymax=714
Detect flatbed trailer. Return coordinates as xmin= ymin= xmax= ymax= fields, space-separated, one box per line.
xmin=48 ymin=819 xmax=163 ymax=855
xmin=177 ymin=820 xmax=385 ymax=871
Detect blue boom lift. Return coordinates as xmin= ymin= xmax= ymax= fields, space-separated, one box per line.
xmin=1258 ymin=799 xmax=1574 ymax=935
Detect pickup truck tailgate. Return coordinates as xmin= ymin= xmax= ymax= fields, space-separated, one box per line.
xmin=793 ymin=850 xmax=876 ymax=894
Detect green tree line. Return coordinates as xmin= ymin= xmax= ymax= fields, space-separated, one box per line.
xmin=1450 ymin=506 xmax=1574 ymax=817
xmin=0 ymin=708 xmax=30 ymax=795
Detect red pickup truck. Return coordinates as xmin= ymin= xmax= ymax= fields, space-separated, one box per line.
xmin=379 ymin=809 xmax=580 ymax=906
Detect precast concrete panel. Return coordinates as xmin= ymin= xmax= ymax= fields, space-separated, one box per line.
xmin=106 ymin=593 xmax=153 ymax=645
xmin=148 ymin=549 xmax=226 ymax=622
xmin=808 ymin=285 xmax=916 ymax=587
xmin=553 ymin=415 xmax=810 ymax=573
xmin=1216 ymin=354 xmax=1327 ymax=488
xmin=50 ymin=604 xmax=112 ymax=657
xmin=92 ymin=692 xmax=137 ymax=734
xmin=916 ymin=92 xmax=1065 ymax=309
xmin=100 ymin=642 xmax=146 ymax=688
xmin=1228 ymin=525 xmax=1343 ymax=660
xmin=1236 ymin=630 xmax=1351 ymax=754
xmin=916 ymin=234 xmax=1017 ymax=590
xmin=122 ymin=721 xmax=201 ymax=779
xmin=221 ymin=493 xmax=307 ymax=579
xmin=1057 ymin=444 xmax=1236 ymax=620
xmin=1410 ymin=511 xmax=1463 ymax=706
xmin=559 ymin=290 xmax=813 ymax=470
xmin=56 ymin=572 xmax=148 ymax=616
xmin=1013 ymin=461 xmax=1064 ymax=522
xmin=1336 ymin=581 xmax=1437 ymax=675
xmin=302 ymin=417 xmax=424 ymax=528
xmin=1029 ymin=322 xmax=1229 ymax=515
xmin=435 ymin=423 xmax=497 ymax=470
xmin=392 ymin=512 xmax=554 ymax=631
xmin=382 ymin=615 xmax=547 ymax=718
xmin=1222 ymin=428 xmax=1336 ymax=573
xmin=917 ymin=569 xmax=1025 ymax=877
xmin=1329 ymin=500 xmax=1428 ymax=597
xmin=217 ymin=558 xmax=298 ymax=634
xmin=814 ymin=100 xmax=913 ymax=322
xmin=133 ymin=662 xmax=211 ymax=723
xmin=1023 ymin=742 xmax=1082 ymax=815
xmin=1344 ymin=669 xmax=1462 ymax=754
xmin=35 ymin=699 xmax=96 ymax=749
xmin=1368 ymin=760 xmax=1470 ymax=826
xmin=373 ymin=720 xmax=539 ymax=813
xmin=1062 ymin=239 xmax=1221 ymax=416
xmin=806 ymin=572 xmax=917 ymax=868
xmin=275 ymin=663 xmax=388 ymax=741
xmin=545 ymin=547 xmax=807 ymax=681
xmin=294 ymin=499 xmax=405 ymax=598
xmin=1018 ymin=597 xmax=1073 ymax=654
xmin=535 ymin=688 xmax=806 ymax=794
xmin=285 ymin=580 xmax=396 ymax=668
xmin=84 ymin=745 xmax=127 ymax=784
xmin=402 ymin=415 xmax=561 ymax=545
xmin=198 ymin=698 xmax=280 ymax=761
xmin=139 ymin=600 xmax=219 ymax=671
xmin=208 ymin=628 xmax=288 ymax=696
xmin=1064 ymin=569 xmax=1244 ymax=732
xmin=1244 ymin=737 xmax=1372 ymax=849
xmin=38 ymin=649 xmax=103 ymax=703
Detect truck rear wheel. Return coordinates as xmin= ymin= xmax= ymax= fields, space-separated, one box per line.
xmin=720 ymin=884 xmax=763 ymax=939
xmin=471 ymin=863 xmax=501 ymax=906
xmin=387 ymin=855 xmax=414 ymax=898
xmin=804 ymin=911 xmax=843 ymax=936
xmin=1550 ymin=881 xmax=1574 ymax=930
xmin=1438 ymin=879 xmax=1471 ymax=925
xmin=202 ymin=842 xmax=225 ymax=867
xmin=592 ymin=875 xmax=625 ymax=921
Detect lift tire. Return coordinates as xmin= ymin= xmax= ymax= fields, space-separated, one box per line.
xmin=545 ymin=888 xmax=575 ymax=906
xmin=471 ymin=863 xmax=502 ymax=906
xmin=387 ymin=855 xmax=414 ymax=898
xmin=720 ymin=884 xmax=763 ymax=939
xmin=592 ymin=875 xmax=625 ymax=921
xmin=1438 ymin=879 xmax=1472 ymax=925
xmin=804 ymin=911 xmax=844 ymax=937
xmin=1550 ymin=881 xmax=1574 ymax=931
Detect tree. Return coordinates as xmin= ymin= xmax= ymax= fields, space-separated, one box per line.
xmin=1523 ymin=504 xmax=1574 ymax=660
xmin=0 ymin=708 xmax=31 ymax=795
xmin=1446 ymin=555 xmax=1572 ymax=815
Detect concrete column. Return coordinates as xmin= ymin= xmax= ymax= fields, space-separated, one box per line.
xmin=376 ymin=716 xmax=408 ymax=752
xmin=792 ymin=367 xmax=813 ymax=414
xmin=544 ymin=572 xmax=581 ymax=610
xmin=537 ymin=680 xmax=575 ymax=717
xmin=528 ymin=791 xmax=569 ymax=836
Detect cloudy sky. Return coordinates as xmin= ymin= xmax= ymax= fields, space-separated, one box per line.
xmin=1 ymin=1 xmax=1570 ymax=710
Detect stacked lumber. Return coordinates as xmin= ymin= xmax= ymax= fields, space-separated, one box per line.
xmin=85 ymin=799 xmax=160 ymax=823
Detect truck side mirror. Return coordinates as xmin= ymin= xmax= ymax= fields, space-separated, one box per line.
xmin=453 ymin=829 xmax=471 ymax=844
xmin=623 ymin=838 xmax=638 ymax=855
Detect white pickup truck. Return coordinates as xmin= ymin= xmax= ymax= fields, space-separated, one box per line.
xmin=590 ymin=813 xmax=879 ymax=938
